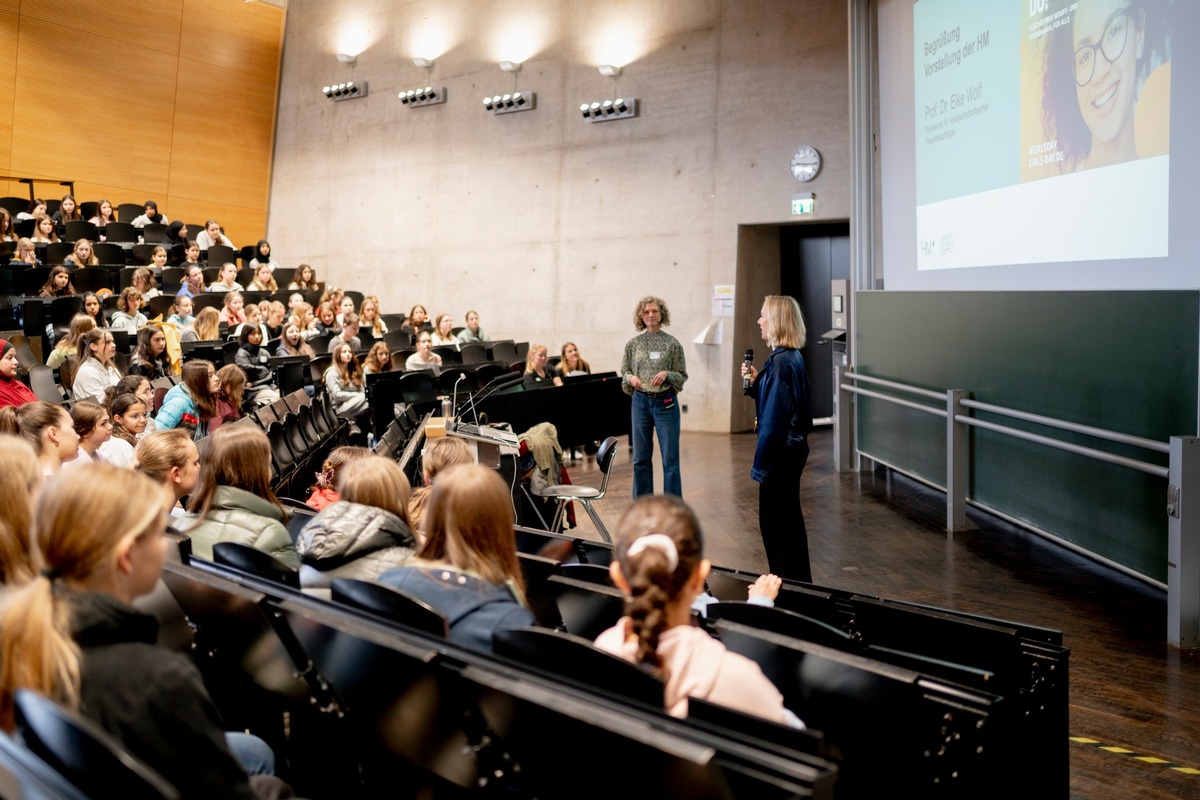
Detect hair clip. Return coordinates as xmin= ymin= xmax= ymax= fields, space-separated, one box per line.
xmin=627 ymin=533 xmax=678 ymax=572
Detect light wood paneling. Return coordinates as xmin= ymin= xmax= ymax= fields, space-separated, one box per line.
xmin=0 ymin=0 xmax=280 ymax=245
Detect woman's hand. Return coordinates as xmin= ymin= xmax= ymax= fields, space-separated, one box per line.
xmin=649 ymin=370 xmax=669 ymax=387
xmin=748 ymin=574 xmax=781 ymax=602
xmin=629 ymin=375 xmax=644 ymax=390
xmin=741 ymin=363 xmax=758 ymax=384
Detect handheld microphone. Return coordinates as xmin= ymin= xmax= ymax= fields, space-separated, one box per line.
xmin=742 ymin=348 xmax=754 ymax=391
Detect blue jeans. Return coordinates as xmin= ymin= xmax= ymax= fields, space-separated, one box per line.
xmin=631 ymin=390 xmax=681 ymax=498
xmin=225 ymin=732 xmax=275 ymax=776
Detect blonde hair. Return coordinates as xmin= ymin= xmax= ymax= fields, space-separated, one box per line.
xmin=0 ymin=466 xmax=166 ymax=730
xmin=337 ymin=457 xmax=412 ymax=522
xmin=524 ymin=343 xmax=548 ymax=375
xmin=192 ymin=307 xmax=221 ymax=341
xmin=311 ymin=446 xmax=371 ymax=492
xmin=134 ymin=429 xmax=194 ymax=483
xmin=409 ymin=438 xmax=473 ymax=533
xmin=0 ymin=436 xmax=40 ymax=585
xmin=761 ymin=295 xmax=807 ymax=349
xmin=416 ymin=464 xmax=523 ymax=595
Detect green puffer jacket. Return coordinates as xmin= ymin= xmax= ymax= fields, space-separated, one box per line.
xmin=185 ymin=486 xmax=300 ymax=569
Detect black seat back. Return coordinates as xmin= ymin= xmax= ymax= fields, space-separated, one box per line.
xmin=211 ymin=541 xmax=299 ymax=589
xmin=330 ymin=578 xmax=449 ymax=636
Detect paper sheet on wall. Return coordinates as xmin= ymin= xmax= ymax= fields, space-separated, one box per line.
xmin=694 ymin=319 xmax=723 ymax=345
xmin=712 ymin=285 xmax=734 ymax=316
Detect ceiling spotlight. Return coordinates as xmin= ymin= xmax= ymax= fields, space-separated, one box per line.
xmin=323 ymin=80 xmax=369 ymax=101
xmin=399 ymin=85 xmax=446 ymax=107
xmin=483 ymin=91 xmax=536 ymax=115
xmin=412 ymin=57 xmax=434 ymax=69
xmin=498 ymin=60 xmax=521 ymax=73
xmin=336 ymin=53 xmax=357 ymax=65
xmin=580 ymin=96 xmax=637 ymax=122
xmin=598 ymin=64 xmax=621 ymax=77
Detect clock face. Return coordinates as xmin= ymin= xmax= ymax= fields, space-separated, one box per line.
xmin=790 ymin=146 xmax=821 ymax=182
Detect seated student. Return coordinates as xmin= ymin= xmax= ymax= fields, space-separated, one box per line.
xmin=379 ymin=464 xmax=534 ymax=652
xmin=88 ymin=198 xmax=117 ymax=230
xmin=359 ymin=295 xmax=387 ymax=337
xmin=0 ymin=464 xmax=285 ymax=799
xmin=133 ymin=265 xmax=162 ymax=300
xmin=430 ymin=313 xmax=458 ymax=347
xmin=263 ymin=301 xmax=286 ymax=340
xmin=72 ymin=329 xmax=121 ymax=403
xmin=135 ymin=429 xmax=201 ymax=514
xmin=305 ymin=446 xmax=372 ymax=511
xmin=247 ymin=263 xmax=277 ymax=292
xmin=362 ymin=341 xmax=392 ymax=375
xmin=455 ymin=310 xmax=488 ymax=345
xmin=523 ymin=343 xmax=563 ymax=387
xmin=276 ymin=322 xmax=316 ymax=359
xmin=0 ymin=436 xmax=40 ymax=584
xmin=0 ymin=400 xmax=79 ymax=475
xmin=232 ymin=303 xmax=269 ymax=344
xmin=178 ymin=239 xmax=201 ymax=270
xmin=0 ymin=339 xmax=37 ymax=409
xmin=400 ymin=304 xmax=432 ymax=336
xmin=218 ymin=290 xmax=247 ymax=327
xmin=50 ymin=193 xmax=81 ymax=230
xmin=109 ymin=288 xmax=147 ymax=333
xmin=38 ymin=265 xmax=76 ymax=298
xmin=234 ymin=325 xmax=279 ymax=407
xmin=335 ymin=296 xmax=356 ymax=327
xmin=9 ymin=237 xmax=39 ymax=266
xmin=15 ymin=198 xmax=46 ymax=222
xmin=128 ymin=326 xmax=172 ymax=380
xmin=288 ymin=263 xmax=318 ymax=291
xmin=168 ymin=294 xmax=196 ymax=328
xmin=177 ymin=264 xmax=207 ymax=298
xmin=129 ymin=200 xmax=169 ymax=228
xmin=184 ymin=424 xmax=299 ymax=568
xmin=66 ymin=401 xmax=112 ymax=466
xmin=209 ymin=364 xmax=247 ymax=432
xmin=594 ymin=495 xmax=803 ymax=727
xmin=79 ymin=291 xmax=105 ymax=328
xmin=296 ymin=457 xmax=419 ymax=592
xmin=312 ymin=301 xmax=340 ymax=337
xmin=97 ymin=393 xmax=149 ymax=468
xmin=557 ymin=342 xmax=591 ymax=378
xmin=327 ymin=311 xmax=361 ymax=353
xmin=104 ymin=375 xmax=157 ymax=435
xmin=157 ymin=360 xmax=220 ymax=440
xmin=248 ymin=239 xmax=275 ymax=271
xmin=208 ymin=262 xmax=243 ymax=294
xmin=406 ymin=436 xmax=473 ymax=540
xmin=0 ymin=208 xmax=15 ymax=243
xmin=404 ymin=331 xmax=442 ymax=372
xmin=166 ymin=220 xmax=189 ymax=247
xmin=64 ymin=238 xmax=98 ymax=268
xmin=324 ymin=342 xmax=369 ymax=423
xmin=197 ymin=219 xmax=234 ymax=251
xmin=30 ymin=215 xmax=58 ymax=244
xmin=180 ymin=306 xmax=221 ymax=343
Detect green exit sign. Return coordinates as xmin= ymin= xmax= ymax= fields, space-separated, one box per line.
xmin=791 ymin=193 xmax=814 ymax=215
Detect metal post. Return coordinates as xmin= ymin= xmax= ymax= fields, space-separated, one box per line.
xmin=1168 ymin=436 xmax=1200 ymax=648
xmin=834 ymin=364 xmax=856 ymax=472
xmin=946 ymin=390 xmax=975 ymax=532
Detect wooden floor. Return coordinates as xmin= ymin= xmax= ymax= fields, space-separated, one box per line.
xmin=564 ymin=427 xmax=1200 ymax=800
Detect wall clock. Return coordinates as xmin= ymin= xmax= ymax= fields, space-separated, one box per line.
xmin=790 ymin=146 xmax=821 ymax=182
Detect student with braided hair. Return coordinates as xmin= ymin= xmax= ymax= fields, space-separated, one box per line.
xmin=594 ymin=494 xmax=803 ymax=727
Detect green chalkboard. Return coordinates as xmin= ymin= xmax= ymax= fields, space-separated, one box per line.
xmin=855 ymin=291 xmax=1198 ymax=582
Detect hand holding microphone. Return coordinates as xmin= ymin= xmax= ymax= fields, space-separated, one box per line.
xmin=741 ymin=348 xmax=756 ymax=393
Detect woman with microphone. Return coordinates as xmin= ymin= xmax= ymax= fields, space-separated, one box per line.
xmin=741 ymin=295 xmax=814 ymax=582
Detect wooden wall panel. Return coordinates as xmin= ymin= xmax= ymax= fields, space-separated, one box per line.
xmin=0 ymin=0 xmax=280 ymax=246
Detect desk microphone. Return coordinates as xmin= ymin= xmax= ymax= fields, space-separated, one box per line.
xmin=449 ymin=372 xmax=467 ymax=430
xmin=458 ymin=372 xmax=525 ymax=427
xmin=742 ymin=348 xmax=754 ymax=392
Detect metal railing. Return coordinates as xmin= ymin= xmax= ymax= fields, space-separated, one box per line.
xmin=0 ymin=176 xmax=76 ymax=203
xmin=834 ymin=365 xmax=1198 ymax=648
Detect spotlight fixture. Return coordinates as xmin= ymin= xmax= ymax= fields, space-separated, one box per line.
xmin=412 ymin=57 xmax=434 ymax=69
xmin=498 ymin=60 xmax=521 ymax=73
xmin=597 ymin=64 xmax=621 ymax=77
xmin=580 ymin=96 xmax=637 ymax=122
xmin=399 ymin=85 xmax=446 ymax=107
xmin=482 ymin=91 xmax=535 ymax=115
xmin=336 ymin=53 xmax=357 ymax=65
xmin=322 ymin=81 xmax=369 ymax=101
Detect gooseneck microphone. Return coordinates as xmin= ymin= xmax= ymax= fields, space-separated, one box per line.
xmin=742 ymin=348 xmax=754 ymax=391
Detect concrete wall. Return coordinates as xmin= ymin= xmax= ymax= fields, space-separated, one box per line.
xmin=269 ymin=0 xmax=850 ymax=432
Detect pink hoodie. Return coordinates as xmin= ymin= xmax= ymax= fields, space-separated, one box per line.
xmin=594 ymin=618 xmax=792 ymax=725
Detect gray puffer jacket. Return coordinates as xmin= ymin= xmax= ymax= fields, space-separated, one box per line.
xmin=295 ymin=501 xmax=418 ymax=590
xmin=185 ymin=486 xmax=300 ymax=569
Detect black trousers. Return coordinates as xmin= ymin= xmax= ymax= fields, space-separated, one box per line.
xmin=757 ymin=444 xmax=811 ymax=582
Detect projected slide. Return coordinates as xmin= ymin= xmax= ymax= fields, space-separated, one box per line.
xmin=914 ymin=0 xmax=1172 ymax=271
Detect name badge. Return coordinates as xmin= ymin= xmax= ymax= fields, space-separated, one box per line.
xmin=649 ymin=351 xmax=661 ymax=360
